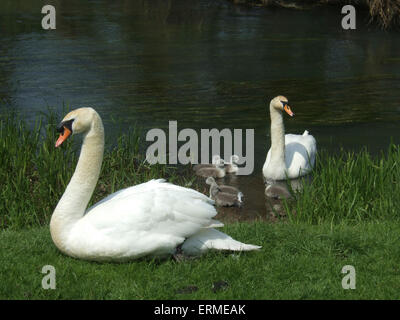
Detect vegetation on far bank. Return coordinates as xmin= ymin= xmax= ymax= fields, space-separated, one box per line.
xmin=230 ymin=0 xmax=400 ymax=29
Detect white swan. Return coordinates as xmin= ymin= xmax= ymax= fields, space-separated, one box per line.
xmin=50 ymin=108 xmax=261 ymax=262
xmin=262 ymin=96 xmax=316 ymax=181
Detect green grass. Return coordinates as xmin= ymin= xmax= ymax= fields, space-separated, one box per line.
xmin=1 ymin=221 xmax=400 ymax=299
xmin=1 ymin=109 xmax=400 ymax=299
xmin=285 ymin=146 xmax=400 ymax=224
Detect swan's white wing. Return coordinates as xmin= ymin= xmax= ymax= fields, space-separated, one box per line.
xmin=66 ymin=180 xmax=219 ymax=260
xmin=285 ymin=133 xmax=316 ymax=178
xmin=263 ymin=132 xmax=317 ymax=180
xmin=87 ymin=178 xmax=167 ymax=211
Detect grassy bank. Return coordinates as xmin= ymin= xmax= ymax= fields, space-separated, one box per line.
xmin=1 ymin=110 xmax=400 ymax=299
xmin=1 ymin=221 xmax=399 ymax=299
xmin=286 ymin=146 xmax=400 ymax=224
xmin=230 ymin=0 xmax=400 ymax=29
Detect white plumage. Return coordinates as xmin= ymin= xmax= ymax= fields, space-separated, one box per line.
xmin=263 ymin=131 xmax=317 ymax=180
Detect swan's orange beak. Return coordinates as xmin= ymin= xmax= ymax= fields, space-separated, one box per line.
xmin=284 ymin=105 xmax=294 ymax=117
xmin=55 ymin=127 xmax=72 ymax=148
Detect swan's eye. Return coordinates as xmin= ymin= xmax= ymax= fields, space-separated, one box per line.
xmin=280 ymin=101 xmax=288 ymax=106
xmin=56 ymin=119 xmax=74 ymax=134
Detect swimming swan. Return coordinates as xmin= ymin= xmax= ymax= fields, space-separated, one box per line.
xmin=193 ymin=155 xmax=224 ymax=172
xmin=195 ymin=162 xmax=226 ymax=178
xmin=262 ymin=96 xmax=316 ymax=181
xmin=207 ymin=179 xmax=243 ymax=207
xmin=50 ymin=108 xmax=260 ymax=262
xmin=205 ymin=177 xmax=241 ymax=195
xmin=265 ymin=183 xmax=292 ymax=200
xmin=225 ymin=155 xmax=239 ymax=174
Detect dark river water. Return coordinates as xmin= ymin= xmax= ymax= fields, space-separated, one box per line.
xmin=1 ymin=0 xmax=399 ymax=221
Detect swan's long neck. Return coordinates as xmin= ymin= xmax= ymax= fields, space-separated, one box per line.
xmin=269 ymin=104 xmax=285 ymax=166
xmin=50 ymin=114 xmax=104 ymax=252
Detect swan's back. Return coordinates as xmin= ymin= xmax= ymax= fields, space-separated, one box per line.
xmin=264 ymin=132 xmax=316 ymax=180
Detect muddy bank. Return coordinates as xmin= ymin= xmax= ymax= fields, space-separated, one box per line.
xmin=229 ymin=0 xmax=400 ymax=29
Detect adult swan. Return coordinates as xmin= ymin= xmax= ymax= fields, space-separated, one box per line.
xmin=50 ymin=108 xmax=260 ymax=262
xmin=262 ymin=96 xmax=317 ymax=181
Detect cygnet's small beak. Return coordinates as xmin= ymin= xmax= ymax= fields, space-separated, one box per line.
xmin=284 ymin=105 xmax=294 ymax=117
xmin=55 ymin=127 xmax=72 ymax=148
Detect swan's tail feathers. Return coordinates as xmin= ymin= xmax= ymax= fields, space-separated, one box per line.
xmin=302 ymin=130 xmax=309 ymax=136
xmin=207 ymin=219 xmax=224 ymax=228
xmin=181 ymin=228 xmax=261 ymax=256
